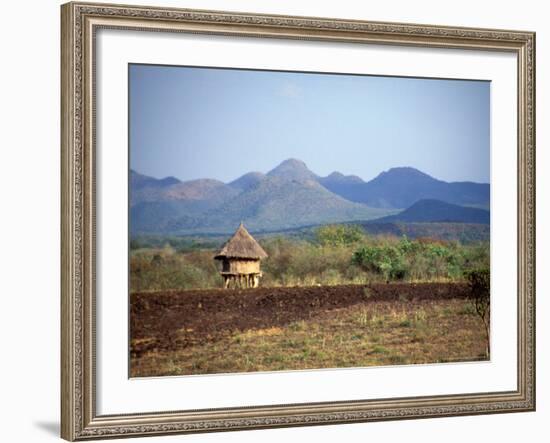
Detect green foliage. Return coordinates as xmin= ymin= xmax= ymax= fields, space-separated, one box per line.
xmin=352 ymin=242 xmax=408 ymax=280
xmin=315 ymin=224 xmax=364 ymax=247
xmin=130 ymin=232 xmax=490 ymax=291
xmin=352 ymin=236 xmax=489 ymax=282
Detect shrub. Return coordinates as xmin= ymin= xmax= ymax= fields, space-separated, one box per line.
xmin=352 ymin=237 xmax=489 ymax=283
xmin=351 ymin=242 xmax=407 ymax=280
xmin=464 ymin=268 xmax=490 ymax=356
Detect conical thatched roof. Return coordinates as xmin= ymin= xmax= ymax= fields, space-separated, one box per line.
xmin=215 ymin=223 xmax=268 ymax=260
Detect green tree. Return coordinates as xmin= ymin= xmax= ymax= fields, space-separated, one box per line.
xmin=316 ymin=224 xmax=364 ymax=247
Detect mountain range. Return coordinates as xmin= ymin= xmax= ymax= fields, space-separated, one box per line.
xmin=130 ymin=159 xmax=490 ymax=235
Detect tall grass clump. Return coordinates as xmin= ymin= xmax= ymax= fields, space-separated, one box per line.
xmin=130 ymin=245 xmax=222 ymax=292
xmin=260 ymin=237 xmax=363 ymax=287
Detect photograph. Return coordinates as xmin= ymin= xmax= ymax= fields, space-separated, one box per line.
xmin=57 ymin=3 xmax=536 ymax=440
xmin=128 ymin=64 xmax=491 ymax=377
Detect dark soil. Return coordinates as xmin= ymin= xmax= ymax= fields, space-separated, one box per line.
xmin=130 ymin=283 xmax=471 ymax=358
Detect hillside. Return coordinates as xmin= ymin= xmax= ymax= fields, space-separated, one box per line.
xmin=228 ymin=171 xmax=266 ymax=191
xmin=130 ymin=169 xmax=180 ymax=190
xmin=369 ymin=199 xmax=490 ymax=224
xmin=130 ymin=170 xmax=392 ymax=234
xmin=130 ymin=170 xmax=182 ymax=205
xmin=194 ymin=176 xmax=391 ymax=233
xmin=149 ymin=177 xmax=393 ymax=234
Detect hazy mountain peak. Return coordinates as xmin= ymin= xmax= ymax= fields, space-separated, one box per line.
xmin=376 ymin=167 xmax=435 ymax=181
xmin=267 ymin=158 xmax=318 ymax=181
xmin=322 ymin=171 xmax=365 ymax=184
xmin=277 ymin=158 xmax=308 ymax=168
xmin=130 ymin=169 xmax=181 ymax=190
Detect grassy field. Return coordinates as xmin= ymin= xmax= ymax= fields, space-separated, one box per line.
xmin=130 ymin=283 xmax=488 ymax=377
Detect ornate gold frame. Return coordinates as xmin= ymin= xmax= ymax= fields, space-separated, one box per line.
xmin=61 ymin=2 xmax=536 ymax=440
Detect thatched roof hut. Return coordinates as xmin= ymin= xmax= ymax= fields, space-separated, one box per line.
xmin=214 ymin=223 xmax=268 ymax=288
xmin=215 ymin=223 xmax=268 ymax=260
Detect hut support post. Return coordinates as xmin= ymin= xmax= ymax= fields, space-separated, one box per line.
xmin=221 ymin=274 xmax=261 ymax=289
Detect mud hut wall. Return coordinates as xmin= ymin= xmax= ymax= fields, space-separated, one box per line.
xmin=222 ymin=258 xmax=260 ymax=274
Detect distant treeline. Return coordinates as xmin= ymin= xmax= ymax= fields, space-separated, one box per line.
xmin=130 ymin=220 xmax=489 ymax=252
xmin=130 ymin=224 xmax=489 ymax=292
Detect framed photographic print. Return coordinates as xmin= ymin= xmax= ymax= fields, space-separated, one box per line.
xmin=61 ymin=1 xmax=536 ymax=440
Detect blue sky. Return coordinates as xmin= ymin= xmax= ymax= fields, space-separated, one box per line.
xmin=129 ymin=64 xmax=490 ymax=184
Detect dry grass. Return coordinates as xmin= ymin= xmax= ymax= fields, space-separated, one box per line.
xmin=131 ymin=298 xmax=487 ymax=377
